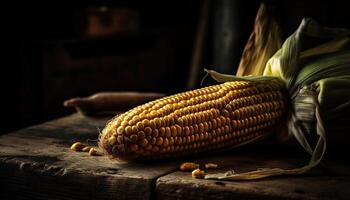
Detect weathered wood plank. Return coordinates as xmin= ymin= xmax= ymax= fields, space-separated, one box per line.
xmin=1 ymin=113 xmax=350 ymax=200
xmin=156 ymin=146 xmax=350 ymax=200
xmin=0 ymin=113 xmax=177 ymax=200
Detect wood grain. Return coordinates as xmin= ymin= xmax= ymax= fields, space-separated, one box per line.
xmin=156 ymin=147 xmax=350 ymax=200
xmin=0 ymin=114 xmax=177 ymax=200
xmin=1 ymin=113 xmax=349 ymax=200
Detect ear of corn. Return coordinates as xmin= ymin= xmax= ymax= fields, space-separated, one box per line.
xmin=99 ymin=79 xmax=286 ymax=160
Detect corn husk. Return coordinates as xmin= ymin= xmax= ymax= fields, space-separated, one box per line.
xmin=204 ymin=18 xmax=350 ymax=180
xmin=236 ymin=3 xmax=282 ymax=76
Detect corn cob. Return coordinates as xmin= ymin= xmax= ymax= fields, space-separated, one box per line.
xmin=99 ymin=80 xmax=287 ymax=160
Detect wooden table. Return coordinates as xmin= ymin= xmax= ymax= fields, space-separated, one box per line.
xmin=0 ymin=114 xmax=349 ymax=200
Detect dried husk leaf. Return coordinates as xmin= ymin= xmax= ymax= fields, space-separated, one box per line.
xmin=236 ymin=3 xmax=282 ymax=76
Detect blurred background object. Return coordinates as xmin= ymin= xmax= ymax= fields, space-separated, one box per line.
xmin=82 ymin=6 xmax=140 ymax=37
xmin=2 ymin=0 xmax=350 ymax=135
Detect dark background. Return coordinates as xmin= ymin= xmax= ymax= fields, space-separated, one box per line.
xmin=1 ymin=0 xmax=349 ymax=135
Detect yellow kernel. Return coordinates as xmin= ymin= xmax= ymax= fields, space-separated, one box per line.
xmin=117 ymin=135 xmax=124 ymax=143
xmin=70 ymin=142 xmax=86 ymax=152
xmin=117 ymin=126 xmax=125 ymax=135
xmin=89 ymin=148 xmax=100 ymax=156
xmin=199 ymin=133 xmax=204 ymax=140
xmin=169 ymin=117 xmax=175 ymax=125
xmin=221 ymin=109 xmax=230 ymax=117
xmin=224 ymin=125 xmax=230 ymax=133
xmin=177 ymin=118 xmax=183 ymax=126
xmin=156 ymin=137 xmax=164 ymax=146
xmin=131 ymin=126 xmax=139 ymax=134
xmin=203 ymin=122 xmax=209 ymax=132
xmin=195 ymin=133 xmax=200 ymax=141
xmin=139 ymin=113 xmax=147 ymax=119
xmin=131 ymin=115 xmax=140 ymax=121
xmin=191 ymin=135 xmax=195 ymax=142
xmin=204 ymin=132 xmax=209 ymax=140
xmin=139 ymin=138 xmax=148 ymax=147
xmin=232 ymin=110 xmax=241 ymax=119
xmin=174 ymin=137 xmax=180 ymax=145
xmin=189 ymin=126 xmax=195 ymax=135
xmin=184 ymin=126 xmax=190 ymax=136
xmin=220 ymin=116 xmax=226 ymax=126
xmin=192 ymin=115 xmax=198 ymax=124
xmin=183 ymin=117 xmax=188 ymax=126
xmin=108 ymin=136 xmax=117 ymax=145
xmin=142 ymin=119 xmax=150 ymax=127
xmin=170 ymin=126 xmax=177 ymax=137
xmin=150 ymin=119 xmax=157 ymax=129
xmin=193 ymin=124 xmax=198 ymax=133
xmin=212 ymin=119 xmax=217 ymax=129
xmin=128 ymin=119 xmax=136 ymax=126
xmin=144 ymin=127 xmax=152 ymax=136
xmin=159 ymin=127 xmax=166 ymax=137
xmin=198 ymin=123 xmax=204 ymax=133
xmin=175 ymin=125 xmax=182 ymax=135
xmin=163 ymin=138 xmax=169 ymax=147
xmin=208 ymin=121 xmax=212 ymax=130
xmin=192 ymin=169 xmax=205 ymax=179
xmin=121 ymin=121 xmax=128 ymax=126
xmin=188 ymin=116 xmax=193 ymax=125
xmin=181 ymin=137 xmax=187 ymax=144
xmin=136 ymin=122 xmax=144 ymax=130
xmin=169 ymin=137 xmax=174 ymax=145
xmin=138 ymin=131 xmax=146 ymax=139
xmin=125 ymin=126 xmax=133 ymax=135
xmin=216 ymin=117 xmax=222 ymax=127
xmin=165 ymin=127 xmax=171 ymax=138
xmin=129 ymin=134 xmax=138 ymax=143
xmin=179 ymin=162 xmax=199 ymax=171
xmin=82 ymin=146 xmax=91 ymax=152
xmin=152 ymin=129 xmax=159 ymax=137
xmin=154 ymin=117 xmax=162 ymax=128
xmin=150 ymin=110 xmax=157 ymax=116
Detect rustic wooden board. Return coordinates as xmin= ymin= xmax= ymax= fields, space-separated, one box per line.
xmin=1 ymin=113 xmax=349 ymax=200
xmin=156 ymin=146 xmax=350 ymax=200
xmin=0 ymin=113 xmax=178 ymax=200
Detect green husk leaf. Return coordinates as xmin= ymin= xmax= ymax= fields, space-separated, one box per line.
xmin=300 ymin=36 xmax=350 ymax=59
xmin=205 ymin=18 xmax=350 ymax=181
xmin=314 ymin=76 xmax=350 ymax=120
xmin=263 ymin=18 xmax=350 ymax=90
xmin=204 ymin=69 xmax=278 ymax=82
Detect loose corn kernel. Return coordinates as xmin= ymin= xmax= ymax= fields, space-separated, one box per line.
xmin=70 ymin=142 xmax=86 ymax=152
xmin=89 ymin=148 xmax=100 ymax=156
xmin=180 ymin=162 xmax=200 ymax=171
xmin=205 ymin=163 xmax=218 ymax=169
xmin=192 ymin=169 xmax=205 ymax=179
xmin=82 ymin=146 xmax=91 ymax=152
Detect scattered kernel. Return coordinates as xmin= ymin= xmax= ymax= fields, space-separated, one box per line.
xmin=70 ymin=142 xmax=86 ymax=152
xmin=89 ymin=148 xmax=101 ymax=156
xmin=192 ymin=168 xmax=205 ymax=179
xmin=204 ymin=163 xmax=218 ymax=169
xmin=82 ymin=146 xmax=91 ymax=152
xmin=179 ymin=162 xmax=199 ymax=171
